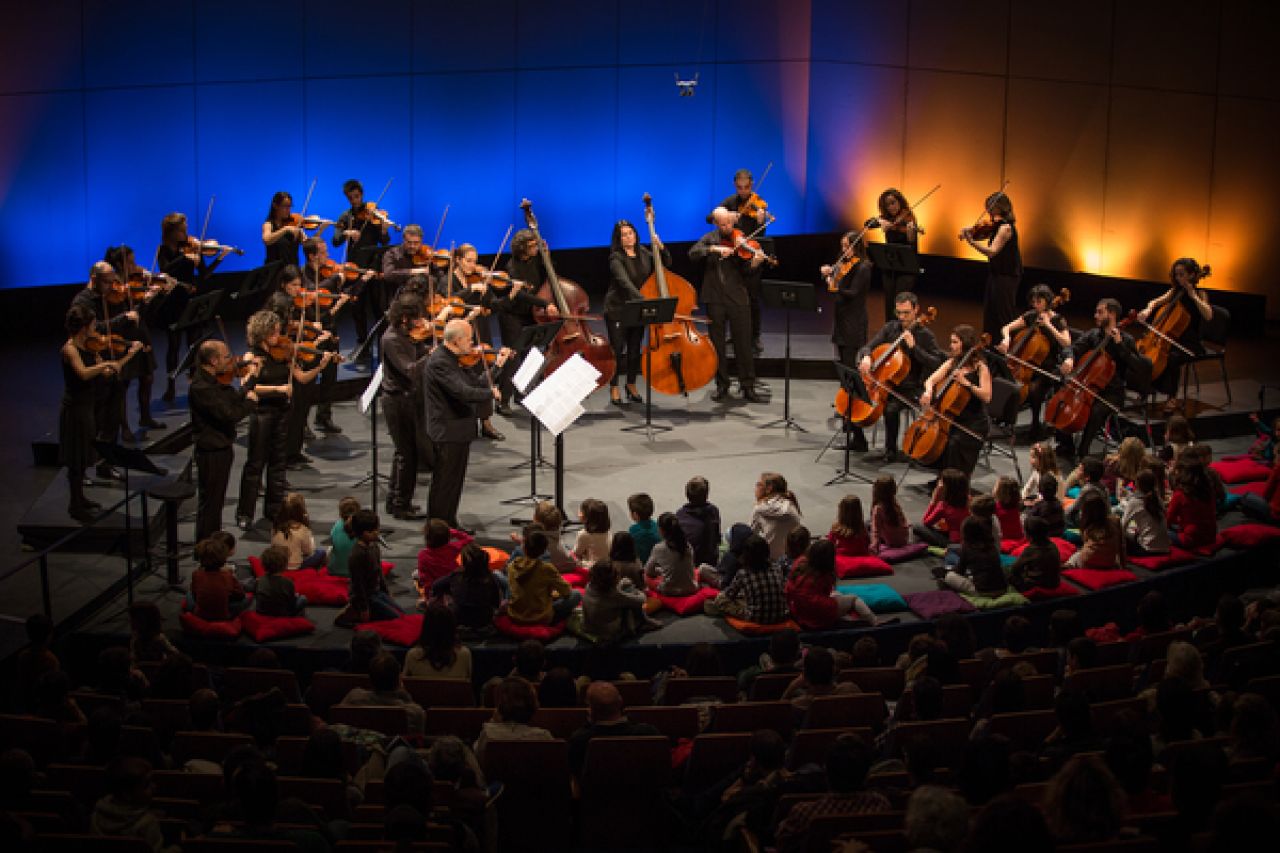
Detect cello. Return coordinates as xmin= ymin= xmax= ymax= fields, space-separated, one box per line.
xmin=519 ymin=199 xmax=616 ymax=389
xmin=837 ymin=307 xmax=937 ymax=426
xmin=1043 ymin=328 xmax=1123 ymax=434
xmin=900 ymin=333 xmax=991 ymax=465
xmin=1005 ymin=287 xmax=1070 ymax=406
xmin=638 ymin=193 xmax=718 ymax=395
xmin=1133 ymin=265 xmax=1209 ymax=382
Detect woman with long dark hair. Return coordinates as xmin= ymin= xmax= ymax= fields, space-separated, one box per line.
xmin=920 ymin=325 xmax=992 ymax=477
xmin=961 ymin=191 xmax=1022 ymax=340
xmin=404 ymin=602 xmax=472 ymax=680
xmin=605 ymin=219 xmax=671 ymax=405
xmin=868 ymin=188 xmax=919 ymax=322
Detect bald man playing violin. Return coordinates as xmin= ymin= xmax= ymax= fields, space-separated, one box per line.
xmin=690 ymin=207 xmax=765 ymax=403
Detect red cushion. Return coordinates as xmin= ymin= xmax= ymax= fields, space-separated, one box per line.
xmin=1011 ymin=537 xmax=1077 ymax=563
xmin=655 ymin=586 xmax=718 ymax=616
xmin=835 ymin=555 xmax=893 ymax=579
xmin=1217 ymin=523 xmax=1280 ymax=549
xmin=1230 ymin=481 xmax=1269 ymax=497
xmin=1211 ymin=457 xmax=1272 ymax=484
xmin=559 ymin=571 xmax=589 ymax=588
xmin=1020 ymin=581 xmax=1080 ymax=601
xmin=1062 ymin=568 xmax=1138 ymax=590
xmin=180 ymin=611 xmax=242 ymax=639
xmin=358 ymin=614 xmax=424 ymax=646
xmin=1000 ymin=538 xmax=1024 ymax=555
xmin=381 ymin=560 xmax=395 ymax=576
xmin=248 ymin=555 xmax=266 ymax=577
xmin=1127 ymin=548 xmax=1202 ymax=571
xmin=240 ymin=610 xmax=315 ymax=642
xmin=726 ymin=616 xmax=803 ymax=636
xmin=287 ymin=569 xmax=349 ymax=606
xmin=493 ymin=613 xmax=567 ymax=641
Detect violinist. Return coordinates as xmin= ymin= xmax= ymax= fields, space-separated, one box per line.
xmin=271 ymin=266 xmax=337 ymax=465
xmin=333 ymin=179 xmax=392 ymax=344
xmin=380 ymin=224 xmax=434 ymax=296
xmin=448 ymin=244 xmax=498 ymax=347
xmin=380 ymin=293 xmax=430 ymax=520
xmin=60 ymin=305 xmax=143 ymax=522
xmin=717 ymin=168 xmax=770 ymax=355
xmin=1137 ymin=257 xmax=1214 ymax=412
xmin=1055 ymin=298 xmax=1139 ymax=462
xmin=689 ymin=207 xmax=766 ymax=403
xmin=302 ymin=237 xmax=350 ymax=438
xmin=233 ymin=310 xmax=336 ymax=530
xmin=71 ymin=262 xmax=138 ymax=470
xmin=998 ymin=284 xmax=1072 ymax=440
xmin=867 ymin=189 xmax=919 ymax=322
xmin=262 ymin=191 xmax=306 ymax=268
xmin=919 ymin=325 xmax=992 ymax=478
xmin=157 ymin=212 xmax=231 ymax=401
xmin=189 ymin=339 xmax=260 ymax=541
xmin=824 ymin=231 xmax=873 ymax=451
xmin=857 ymin=292 xmax=944 ymax=462
xmin=606 ymin=219 xmax=671 ymax=406
xmin=103 ymin=245 xmax=163 ymax=439
xmin=961 ymin=191 xmax=1022 ymax=341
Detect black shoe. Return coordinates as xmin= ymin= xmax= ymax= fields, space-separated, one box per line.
xmin=743 ymin=388 xmax=765 ymax=403
xmin=849 ymin=436 xmax=870 ymax=453
xmin=394 ymin=508 xmax=427 ymax=521
xmin=68 ymin=504 xmax=96 ymax=523
xmin=120 ymin=428 xmax=137 ymax=444
xmin=885 ymin=449 xmax=906 ymax=464
xmin=161 ymin=381 xmax=176 ymax=403
xmin=610 ymin=388 xmax=623 ymax=407
xmin=315 ymin=418 xmax=342 ymax=434
xmin=481 ymin=425 xmax=506 ymax=441
xmin=302 ymin=426 xmax=316 ymax=442
xmin=286 ymin=454 xmax=312 ymax=468
xmin=931 ymin=565 xmax=948 ymax=581
xmin=710 ymin=385 xmax=730 ymax=403
xmin=83 ymin=497 xmax=102 ymax=510
xmin=625 ymin=387 xmax=644 ymax=404
xmin=139 ymin=418 xmax=166 ymax=430
xmin=495 ymin=401 xmax=514 ymax=417
xmin=236 ymin=515 xmax=252 ymax=532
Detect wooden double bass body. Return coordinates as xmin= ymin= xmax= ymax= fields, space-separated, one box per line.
xmin=638 ymin=194 xmax=718 ymax=395
xmin=520 ymin=199 xmax=616 ymax=389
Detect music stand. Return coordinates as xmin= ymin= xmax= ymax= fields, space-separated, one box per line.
xmin=500 ymin=321 xmax=563 ymax=508
xmin=351 ymin=317 xmax=391 ymax=509
xmin=620 ymin=297 xmax=677 ymax=440
xmin=230 ymin=262 xmax=280 ymax=308
xmin=167 ymin=290 xmax=224 ymax=381
xmin=818 ymin=364 xmax=875 ymax=487
xmin=867 ymin=243 xmax=921 ymax=278
xmin=759 ymin=280 xmax=816 ymax=431
xmin=94 ymin=442 xmax=168 ymax=601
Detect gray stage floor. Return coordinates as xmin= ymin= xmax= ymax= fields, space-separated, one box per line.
xmin=65 ymin=372 xmax=1259 ymax=654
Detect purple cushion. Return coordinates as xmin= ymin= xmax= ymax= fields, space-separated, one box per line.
xmin=903 ymin=590 xmax=976 ymax=620
xmin=876 ymin=543 xmax=929 ymax=564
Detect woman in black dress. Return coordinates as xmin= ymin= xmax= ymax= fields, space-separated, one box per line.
xmin=155 ymin=212 xmax=232 ymax=401
xmin=1137 ymin=257 xmax=1214 ymax=412
xmin=104 ymin=245 xmax=166 ymax=437
xmin=867 ymin=188 xmax=919 ymax=322
xmin=920 ymin=324 xmax=992 ymax=479
xmin=234 ymin=310 xmax=336 ymax=529
xmin=605 ymin=219 xmax=670 ymax=406
xmin=961 ymin=192 xmax=1022 ymax=342
xmin=61 ymin=305 xmax=142 ymax=521
xmin=262 ymin=191 xmax=306 ymax=268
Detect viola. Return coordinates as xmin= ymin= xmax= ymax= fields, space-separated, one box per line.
xmin=638 ymin=193 xmax=718 ymax=396
xmin=287 ymin=213 xmax=335 ymax=231
xmin=293 ymin=289 xmax=337 ymax=310
xmin=836 ymin=307 xmax=937 ymax=426
xmin=901 ymin=333 xmax=991 ymax=465
xmin=318 ymin=259 xmax=374 ymax=282
xmin=354 ymin=202 xmax=402 ymax=232
xmin=722 ymin=228 xmax=778 ymax=265
xmin=458 ymin=344 xmax=499 ymax=368
xmin=1006 ymin=288 xmax=1070 ymax=406
xmin=521 ymin=199 xmax=616 ymax=390
xmin=184 ymin=237 xmax=244 ymax=261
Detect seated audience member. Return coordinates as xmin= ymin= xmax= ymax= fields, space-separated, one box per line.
xmin=1226 ymin=693 xmax=1280 ymax=763
xmin=402 ymin=602 xmax=472 ymax=681
xmin=1239 ymin=453 xmax=1280 ymax=524
xmin=964 ymin=795 xmax=1055 ymax=853
xmin=473 ymin=676 xmax=552 ymax=765
xmin=90 ymin=756 xmax=179 ymax=853
xmin=128 ymin=602 xmax=178 ymax=665
xmin=1009 ymin=516 xmax=1062 ymax=592
xmin=1041 ymin=689 xmax=1103 ymax=768
xmin=1024 ymin=472 xmax=1065 ymax=538
xmin=1042 ymin=754 xmax=1126 ymax=845
xmin=904 ymin=785 xmax=969 ymax=853
xmin=537 ymin=667 xmax=579 ymax=709
xmin=913 ymin=468 xmax=970 ymax=547
xmin=706 ymin=534 xmax=788 ymax=624
xmin=567 ymin=681 xmax=661 ymax=778
xmin=573 ymin=497 xmax=612 ymax=567
xmin=340 ymin=652 xmax=425 ymax=734
xmin=1167 ymin=454 xmax=1218 ymax=550
xmin=829 ymin=494 xmax=871 ymax=560
xmin=253 ymin=544 xmax=307 ymax=617
xmin=778 ymin=524 xmax=811 ymax=578
xmin=785 ymin=538 xmax=876 ymax=629
xmin=506 ymin=525 xmax=582 ymax=625
xmin=414 ymin=518 xmax=473 ymax=605
xmin=189 ymin=537 xmax=246 ymax=621
xmin=643 ymin=512 xmax=699 ymax=597
xmin=627 ymin=493 xmax=661 ymax=563
xmin=1121 ymin=469 xmax=1172 ymax=555
xmin=607 ymin=530 xmax=645 ymax=589
xmin=1105 ymin=724 xmax=1172 ymax=815
xmin=750 ymin=472 xmax=804 ymax=560
xmin=737 ymin=629 xmax=802 ymax=696
xmin=270 ymin=492 xmax=327 ymax=570
xmin=582 ymin=559 xmax=650 ymax=643
xmin=676 ymin=475 xmax=723 ymax=568
xmin=337 ymin=509 xmax=403 ymax=625
xmin=781 ymin=646 xmax=859 ymax=722
xmin=992 ymin=476 xmax=1024 ymax=542
xmin=774 ymin=733 xmax=890 ymax=853
xmin=936 ymin=517 xmax=1006 ymax=596
xmin=1064 ymin=491 xmax=1125 ymax=569
xmin=431 ymin=543 xmax=502 ymax=634
xmin=1064 ymin=456 xmax=1108 ymax=529
xmin=957 ymin=735 xmax=1013 ymax=806
xmin=869 ymin=475 xmax=910 ymax=553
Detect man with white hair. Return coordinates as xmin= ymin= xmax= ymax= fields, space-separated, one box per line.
xmin=422 ymin=319 xmax=511 ymax=529
xmin=689 ymin=207 xmax=766 ymax=402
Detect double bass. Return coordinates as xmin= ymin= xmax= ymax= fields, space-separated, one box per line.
xmin=519 ymin=199 xmax=616 ymax=389
xmin=900 ymin=333 xmax=991 ymax=465
xmin=638 ymin=193 xmax=718 ymax=395
xmin=1133 ymin=266 xmax=1210 ymax=382
xmin=1006 ymin=288 xmax=1070 ymax=405
xmin=837 ymin=307 xmax=937 ymax=426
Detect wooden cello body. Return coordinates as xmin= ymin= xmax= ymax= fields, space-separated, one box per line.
xmin=1008 ymin=288 xmax=1069 ymax=406
xmin=1044 ymin=338 xmax=1115 ymax=434
xmin=520 ymin=200 xmax=616 ymax=389
xmin=1135 ymin=297 xmax=1191 ymax=382
xmin=901 ymin=335 xmax=987 ymax=465
xmin=837 ymin=307 xmax=936 ymax=426
xmin=638 ymin=194 xmax=718 ymax=395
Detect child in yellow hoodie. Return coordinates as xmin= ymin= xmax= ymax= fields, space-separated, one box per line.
xmin=506 ymin=525 xmax=582 ymax=625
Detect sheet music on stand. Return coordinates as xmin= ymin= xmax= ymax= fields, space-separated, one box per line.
xmin=360 ymin=363 xmax=384 ymax=414
xmin=520 ymin=352 xmax=601 ymax=436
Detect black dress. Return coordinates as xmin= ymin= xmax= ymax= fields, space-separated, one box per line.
xmin=939 ymin=362 xmax=990 ymax=477
xmin=880 ymin=224 xmax=918 ymax=322
xmin=606 ymin=246 xmax=671 ymax=387
xmin=982 ymin=223 xmax=1022 ymax=341
xmin=1151 ymin=288 xmax=1206 ymax=396
xmin=831 ymin=259 xmax=871 ymax=367
xmin=265 ymin=221 xmax=301 ymax=268
xmin=60 ymin=344 xmax=101 ymax=476
xmin=235 ymin=346 xmax=291 ymax=521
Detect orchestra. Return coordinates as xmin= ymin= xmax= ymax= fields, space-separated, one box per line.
xmin=57 ymin=173 xmax=1197 ymax=532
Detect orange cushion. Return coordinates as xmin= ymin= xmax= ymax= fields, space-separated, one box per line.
xmin=726 ymin=616 xmax=802 ymax=636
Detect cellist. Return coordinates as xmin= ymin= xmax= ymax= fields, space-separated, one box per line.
xmin=1136 ymin=257 xmax=1213 ymax=413
xmin=857 ymin=292 xmax=944 ymax=463
xmin=1055 ymin=298 xmax=1139 ymax=462
xmin=496 ymin=229 xmax=558 ymax=413
xmin=606 ymin=219 xmax=671 ymax=406
xmin=919 ymin=325 xmax=992 ymax=478
xmin=998 ymin=284 xmax=1071 ymax=440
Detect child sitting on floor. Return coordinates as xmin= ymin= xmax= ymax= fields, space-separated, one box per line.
xmin=785 ymin=538 xmax=877 ymax=629
xmin=1065 ymin=457 xmax=1108 ymax=529
xmin=582 ymin=559 xmax=651 ymax=642
xmin=189 ymin=537 xmax=246 ymax=621
xmin=336 ymin=510 xmax=403 ymax=626
xmin=644 ymin=512 xmax=699 ymax=599
xmin=1009 ymin=516 xmax=1062 ymax=593
xmin=327 ymin=496 xmax=361 ymax=578
xmin=1025 ymin=473 xmax=1066 ymax=538
xmin=1023 ymin=441 xmax=1064 ymax=506
xmin=608 ymin=530 xmax=645 ymax=589
xmin=254 ymin=544 xmax=307 ymax=617
xmin=1167 ymin=452 xmax=1218 ymax=551
xmin=914 ymin=468 xmax=970 ymax=548
xmin=706 ymin=534 xmax=788 ymax=625
xmin=779 ymin=525 xmax=812 ymax=578
xmin=993 ymin=476 xmax=1024 ymax=543
xmin=829 ymin=494 xmax=871 ymax=559
xmin=677 ymin=475 xmax=722 ymax=568
xmin=935 ymin=516 xmax=1007 ymax=597
xmin=415 ymin=518 xmax=474 ymax=606
xmin=271 ymin=493 xmax=327 ymax=570
xmin=1121 ymin=469 xmax=1171 ymax=556
xmin=506 ymin=525 xmax=582 ymax=625
xmin=869 ymin=476 xmax=910 ymax=554
xmin=1065 ymin=491 xmax=1126 ymax=569
xmin=573 ymin=498 xmax=611 ymax=567
xmin=431 ymin=543 xmax=502 ymax=635
xmin=628 ymin=492 xmax=661 ymax=563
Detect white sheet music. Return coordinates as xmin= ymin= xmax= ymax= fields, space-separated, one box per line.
xmin=512 ymin=347 xmax=546 ymax=393
xmin=359 ymin=364 xmax=384 ymax=414
xmin=520 ymin=353 xmax=601 ymax=436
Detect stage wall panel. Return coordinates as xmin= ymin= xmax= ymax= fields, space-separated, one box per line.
xmin=0 ymin=3 xmax=83 ymax=95
xmin=1110 ymin=0 xmax=1219 ymax=94
xmin=194 ymin=0 xmax=304 ymax=84
xmin=82 ymin=0 xmax=195 ymax=90
xmin=1206 ymin=97 xmax=1280 ymax=296
xmin=1008 ymin=1 xmax=1112 ymax=84
xmin=907 ymin=0 xmax=1008 ymax=76
xmin=809 ymin=0 xmax=909 ymax=67
xmin=304 ymin=0 xmax=414 ymax=77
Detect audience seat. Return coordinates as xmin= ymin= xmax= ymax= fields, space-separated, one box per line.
xmin=0 ymin=714 xmax=76 ymax=766
xmin=480 ymin=739 xmax=573 ymax=853
xmin=788 ymin=727 xmax=874 ymax=770
xmin=530 ymin=707 xmax=589 ymax=739
xmin=422 ymin=707 xmax=492 ymax=742
xmin=578 ymin=736 xmax=673 ymax=849
xmin=152 ymin=770 xmax=224 ymax=801
xmin=627 ymin=705 xmax=702 ymax=741
xmin=402 ymin=677 xmax=474 ymax=709
xmin=1065 ymin=664 xmax=1137 ymax=701
xmin=802 ymin=693 xmax=888 ymax=731
xmin=328 ymin=705 xmax=410 ymax=736
xmin=169 ymin=731 xmax=254 ymax=765
xmin=1021 ymin=674 xmax=1056 ymax=710
xmin=891 ymin=718 xmax=971 ymax=769
xmin=1057 ymin=839 xmax=1160 ymax=852
xmin=838 ymin=667 xmax=905 ymax=700
xmin=307 ymin=672 xmax=372 ymax=714
xmin=749 ymin=672 xmax=798 ymax=701
xmin=991 ymin=649 xmax=1060 ymax=676
xmin=986 ymin=709 xmax=1060 ymax=752
xmin=683 ymin=732 xmax=752 ymax=791
xmin=223 ymin=667 xmax=302 ymax=703
xmin=611 ymin=679 xmax=653 ymax=707
xmin=897 ymin=685 xmax=973 ymax=720
xmin=276 ymin=776 xmax=348 ymax=816
xmin=804 ymin=821 xmax=908 ymax=853
xmin=45 ymin=763 xmax=106 ymax=807
xmin=661 ymin=676 xmax=739 ymax=705
xmin=29 ymin=835 xmax=156 ymax=853
xmin=711 ymin=700 xmax=794 ymax=737
xmin=1090 ymin=697 xmax=1148 ymax=736
xmin=181 ymin=839 xmax=299 ymax=852
xmin=67 ymin=691 xmax=125 ymax=718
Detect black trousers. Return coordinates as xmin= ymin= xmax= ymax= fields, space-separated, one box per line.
xmin=495 ymin=312 xmax=528 ymax=405
xmin=882 ymin=272 xmax=917 ymax=323
xmin=607 ymin=318 xmax=644 ymax=387
xmin=940 ymin=415 xmax=990 ymax=478
xmin=236 ymin=404 xmax=289 ymax=521
xmin=707 ymin=301 xmax=755 ymax=390
xmin=882 ymin=381 xmax=922 ymax=452
xmin=745 ymin=265 xmax=763 ymax=344
xmin=983 ymin=273 xmax=1020 ymax=341
xmin=383 ymin=392 xmax=418 ymax=511
xmin=1056 ymin=386 xmax=1123 ymax=459
xmin=195 ymin=446 xmax=233 ymax=542
xmin=1026 ymin=376 xmax=1055 ymax=429
xmin=428 ymin=440 xmax=471 ymax=528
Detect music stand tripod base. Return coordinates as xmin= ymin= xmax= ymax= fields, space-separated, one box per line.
xmin=619 ymin=297 xmax=677 ymax=441
xmin=758 ymin=279 xmax=816 ymax=432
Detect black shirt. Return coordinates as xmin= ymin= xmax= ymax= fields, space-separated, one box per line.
xmin=250 ymin=345 xmax=292 ymax=409
xmin=498 ymin=257 xmax=551 ymax=322
xmin=380 ymin=324 xmax=424 ymax=397
xmin=1064 ymin=326 xmax=1139 ymax=395
xmin=70 ymin=287 xmax=130 ymax=332
xmin=688 ymin=231 xmax=753 ymax=306
xmin=265 ymin=222 xmax=301 ymax=267
xmin=1015 ymin=310 xmax=1069 ymax=360
xmin=332 ymin=206 xmax=391 ymax=255
xmin=718 ymin=192 xmax=768 ymax=237
xmin=188 ymin=369 xmax=253 ymax=451
xmin=423 ymin=346 xmax=492 ymax=443
xmin=857 ymin=320 xmax=945 ymax=389
xmin=987 ymin=223 xmax=1022 ymax=278
xmin=381 ymin=244 xmax=425 ymax=292
xmin=605 ymin=246 xmax=672 ymax=318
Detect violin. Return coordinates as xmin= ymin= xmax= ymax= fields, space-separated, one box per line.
xmin=354 ymin=202 xmax=402 ymax=232
xmin=837 ymin=307 xmax=937 ymax=426
xmin=216 ymin=358 xmax=255 ymax=386
xmin=458 ymin=344 xmax=499 ymax=368
xmin=318 ymin=259 xmax=374 ymax=282
xmin=1004 ymin=288 xmax=1070 ymax=406
xmin=900 ymin=333 xmax=991 ymax=465
xmin=266 ymin=340 xmax=333 ymax=368
xmin=287 ymin=213 xmax=335 ymax=231
xmin=293 ymin=289 xmax=337 ymax=310
xmin=738 ymin=191 xmax=768 ymax=220
xmin=183 ymin=237 xmax=244 ymax=261
xmin=722 ymin=228 xmax=779 ymax=265
xmin=824 ymin=247 xmax=858 ymax=292
xmin=84 ymin=329 xmax=131 ymax=357
xmin=285 ymin=320 xmax=321 ymax=343
xmin=959 ymin=180 xmax=1011 ymax=243
xmin=408 ymin=316 xmax=445 ymax=344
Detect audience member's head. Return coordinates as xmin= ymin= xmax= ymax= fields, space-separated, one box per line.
xmin=850 ymin=636 xmax=879 ymax=668
xmin=986 ymin=669 xmax=1025 ymax=717
xmin=912 ymin=676 xmax=944 ymax=721
xmin=1049 ymin=609 xmax=1082 ymax=648
xmin=1216 ymin=593 xmax=1246 ymax=639
xmin=1023 ymin=514 xmax=1051 ymax=546
xmin=1104 ymin=723 xmax=1156 ymax=796
xmin=1156 ymin=676 xmax=1200 ymax=743
xmin=1229 ymin=693 xmax=1280 ymax=760
xmin=368 ymin=652 xmax=402 ymax=693
xmin=513 ymin=640 xmax=546 ymax=682
xmin=905 ymin=785 xmax=969 ymax=853
xmin=1067 ymin=636 xmax=1097 ymax=671
xmin=748 ymin=729 xmax=786 ymax=774
xmin=962 ymin=795 xmax=1054 ymax=853
xmin=188 ymin=688 xmax=220 ymax=731
xmin=301 ymin=728 xmax=348 ymax=783
xmin=685 ymin=475 xmax=710 ymax=506
xmin=1170 ymin=742 xmax=1227 ymax=833
xmin=496 ymin=676 xmax=539 ymax=725
xmin=1002 ymin=615 xmax=1033 ymax=654
xmin=1136 ymin=591 xmax=1171 ymax=635
xmin=427 ymin=736 xmax=483 ymax=789
xmin=348 ymin=631 xmax=384 ymax=674
xmin=768 ymin=629 xmax=801 ymax=668
xmin=802 ymin=646 xmax=836 ymax=688
xmin=538 ymin=667 xmax=579 ymax=708
xmin=936 ymin=613 xmax=977 ymax=661
xmin=104 ymin=755 xmax=154 ymax=807
xmin=825 ymin=733 xmax=874 ymax=793
xmin=1054 ymin=688 xmax=1094 ymax=740
xmin=683 ymin=643 xmax=723 ymax=677
xmin=83 ymin=707 xmax=123 ymax=765
xmin=384 ymin=759 xmax=434 ymax=815
xmin=1165 ymin=641 xmax=1207 ymax=689
xmin=584 ymin=681 xmax=625 ymax=723
xmin=231 ymin=758 xmax=278 ymax=827
xmin=1043 ymin=755 xmax=1124 ymax=844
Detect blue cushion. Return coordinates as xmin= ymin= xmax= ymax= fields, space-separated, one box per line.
xmin=1062 ymin=529 xmax=1083 ymax=546
xmin=1000 ymin=554 xmax=1017 ymax=569
xmin=835 ymin=582 xmax=908 ymax=614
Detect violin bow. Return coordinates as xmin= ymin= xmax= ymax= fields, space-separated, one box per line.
xmin=429 ymin=204 xmax=450 ymax=256
xmin=489 ymin=225 xmax=513 ymax=277
xmin=1125 ymin=313 xmax=1196 ymax=357
xmin=969 ymin=179 xmax=1011 ymax=231
xmin=300 ymin=178 xmax=317 ymax=219
xmin=755 ymin=161 xmax=774 ymax=190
